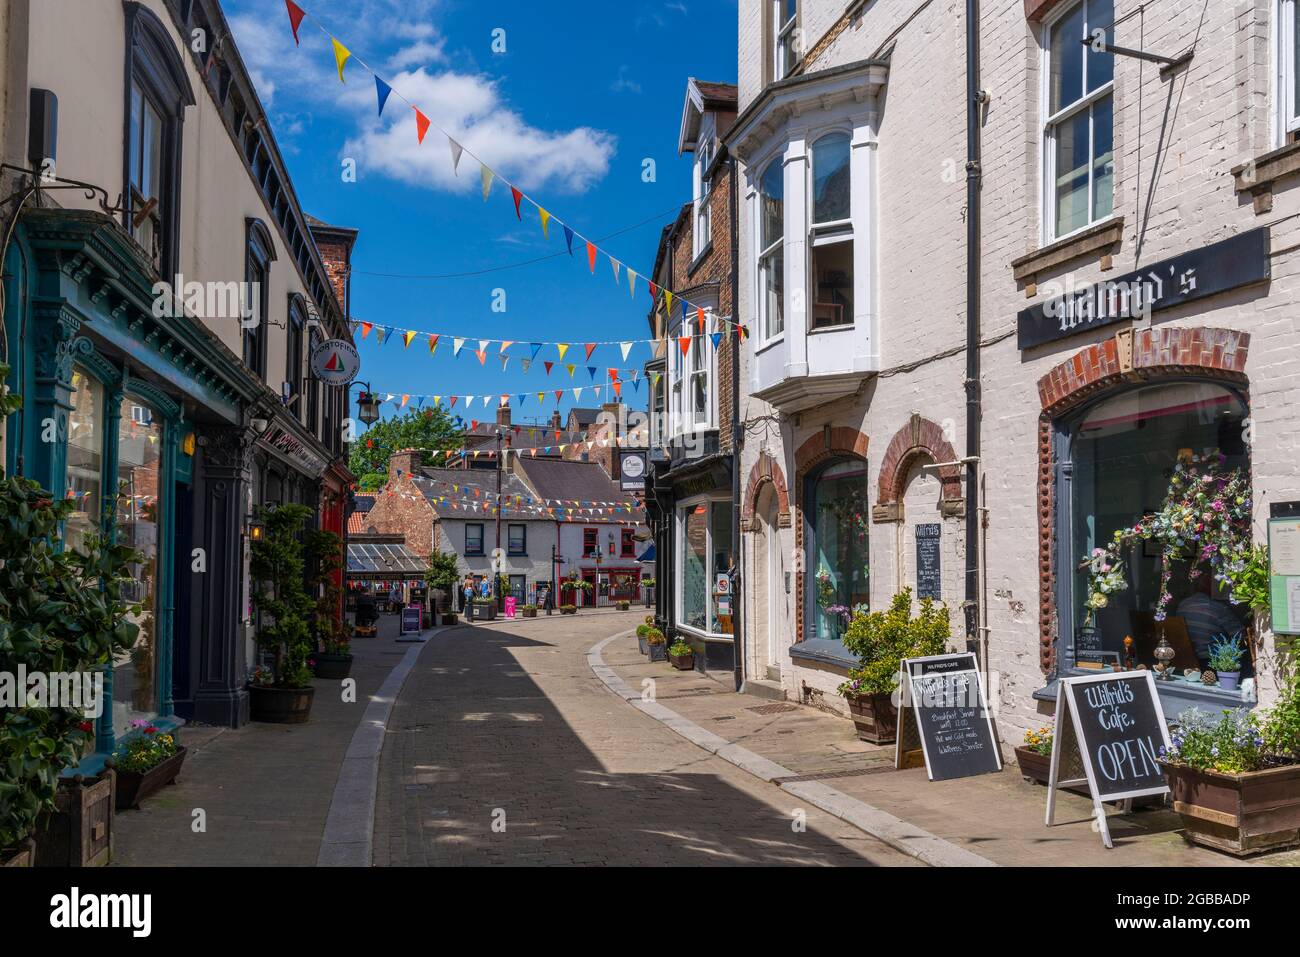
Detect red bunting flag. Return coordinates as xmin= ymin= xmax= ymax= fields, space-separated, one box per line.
xmin=678 ymin=336 xmax=691 ymax=356
xmin=414 ymin=107 xmax=431 ymax=144
xmin=584 ymin=343 xmax=596 ymax=361
xmin=586 ymin=242 xmax=597 ymax=273
xmin=360 ymin=321 xmax=373 ymax=338
xmin=510 ymin=187 xmax=524 ymax=219
xmin=697 ymin=307 xmax=706 ymax=331
xmin=554 ymin=390 xmax=563 ymax=403
xmin=284 ymin=0 xmax=307 ymax=44
xmin=544 ymin=361 xmax=554 ymax=375
xmin=648 ymin=281 xmax=659 ymax=302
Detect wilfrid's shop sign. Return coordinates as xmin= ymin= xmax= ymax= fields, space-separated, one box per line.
xmin=1016 ymin=227 xmax=1270 ymax=350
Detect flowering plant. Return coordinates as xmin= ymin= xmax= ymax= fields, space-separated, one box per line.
xmin=249 ymin=665 xmax=274 ymax=687
xmin=1022 ymin=726 xmax=1053 ymax=756
xmin=815 ymin=569 xmax=836 ymax=609
xmin=1207 ymin=633 xmax=1245 ymax=673
xmin=1080 ymin=453 xmax=1252 ymax=623
xmin=1162 ymin=707 xmax=1264 ymax=774
xmin=113 ymin=722 xmax=180 ymax=774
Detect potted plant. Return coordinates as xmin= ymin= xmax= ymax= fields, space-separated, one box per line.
xmin=616 ymin=600 xmax=630 ymax=611
xmin=669 ymin=638 xmax=694 ymax=671
xmin=838 ymin=588 xmax=950 ymax=745
xmin=1208 ymin=632 xmax=1246 ymax=691
xmin=646 ymin=627 xmax=668 ymax=662
xmin=424 ymin=551 xmax=461 ymax=624
xmin=1014 ymin=726 xmax=1054 ymax=785
xmin=559 ymin=603 xmax=578 ymax=615
xmin=248 ymin=504 xmax=317 ymax=724
xmin=306 ymin=529 xmax=352 ymax=680
xmin=635 ymin=623 xmax=651 ymax=655
xmin=0 ymin=364 xmax=140 ymax=866
xmin=112 ymin=721 xmax=186 ymax=810
xmin=1160 ymin=680 xmax=1300 ymax=855
xmin=520 ymin=603 xmax=538 ymax=618
xmin=470 ymin=597 xmax=498 ymax=621
xmin=312 ymin=630 xmax=354 ymax=680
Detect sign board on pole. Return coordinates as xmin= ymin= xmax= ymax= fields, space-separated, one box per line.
xmin=620 ymin=451 xmax=647 ymax=491
xmin=309 ymin=338 xmax=361 ymax=386
xmin=894 ymin=652 xmax=1002 ymax=781
xmin=1044 ymin=671 xmax=1172 ymax=848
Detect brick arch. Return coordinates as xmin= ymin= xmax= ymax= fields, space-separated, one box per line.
xmin=1034 ymin=327 xmax=1251 ymax=674
xmin=872 ymin=413 xmax=963 ymax=523
xmin=792 ymin=427 xmax=870 ymax=644
xmin=743 ymin=451 xmax=791 ymax=528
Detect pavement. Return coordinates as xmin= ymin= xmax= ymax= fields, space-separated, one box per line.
xmin=110 ymin=609 xmax=1300 ymax=867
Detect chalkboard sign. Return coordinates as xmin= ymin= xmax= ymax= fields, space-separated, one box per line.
xmin=914 ymin=524 xmax=941 ymax=600
xmin=401 ymin=605 xmax=422 ymax=634
xmin=1045 ymin=671 xmax=1171 ymax=848
xmin=895 ymin=653 xmax=1002 ymax=782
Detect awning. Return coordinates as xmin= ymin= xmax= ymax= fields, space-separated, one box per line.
xmin=346 ymin=541 xmax=427 ymax=579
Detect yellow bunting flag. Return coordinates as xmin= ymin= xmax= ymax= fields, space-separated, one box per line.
xmin=332 ymin=38 xmax=351 ymax=82
xmin=402 ymin=329 xmax=417 ymax=348
xmin=556 ymin=343 xmax=570 ymax=360
xmin=664 ymin=290 xmax=673 ymax=314
xmin=539 ymin=208 xmax=551 ymax=238
xmin=565 ymin=364 xmax=576 ymax=378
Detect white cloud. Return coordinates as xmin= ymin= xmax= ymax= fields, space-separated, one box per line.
xmin=227 ymin=8 xmax=614 ymax=196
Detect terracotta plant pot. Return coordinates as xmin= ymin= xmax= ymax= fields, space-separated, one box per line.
xmin=115 ymin=747 xmax=188 ymax=811
xmin=845 ymin=692 xmax=897 ymax=745
xmin=312 ymin=653 xmax=353 ymax=680
xmin=1162 ymin=760 xmax=1300 ymax=856
xmin=35 ymin=770 xmax=115 ymax=866
xmin=248 ymin=684 xmax=315 ymax=724
xmin=0 ymin=838 xmax=34 ymax=868
xmin=670 ymin=653 xmax=695 ymax=671
xmin=1014 ymin=746 xmax=1052 ymax=785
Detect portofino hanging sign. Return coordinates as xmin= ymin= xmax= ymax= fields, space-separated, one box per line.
xmin=1016 ymin=227 xmax=1270 ymax=350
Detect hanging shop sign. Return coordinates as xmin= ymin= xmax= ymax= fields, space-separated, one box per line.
xmin=894 ymin=653 xmax=1001 ymax=782
xmin=1044 ymin=671 xmax=1171 ymax=848
xmin=914 ymin=523 xmax=941 ymax=601
xmin=620 ymin=451 xmax=647 ymax=491
xmin=1268 ymin=516 xmax=1300 ymax=635
xmin=1016 ymin=227 xmax=1270 ymax=350
xmin=310 ymin=338 xmax=361 ymax=386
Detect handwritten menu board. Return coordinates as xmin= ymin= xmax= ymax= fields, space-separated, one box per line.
xmin=914 ymin=523 xmax=941 ymax=601
xmin=1269 ymin=518 xmax=1300 ymax=635
xmin=401 ymin=605 xmax=422 ymax=634
xmin=1058 ymin=672 xmax=1170 ymax=801
xmin=899 ymin=653 xmax=1002 ymax=782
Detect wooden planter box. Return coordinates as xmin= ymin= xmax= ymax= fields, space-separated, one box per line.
xmin=637 ymin=635 xmax=650 ymax=655
xmin=441 ymin=613 xmax=458 ymax=625
xmin=522 ymin=608 xmax=537 ymax=618
xmin=648 ymin=643 xmax=667 ymax=662
xmin=670 ymin=653 xmax=695 ymax=671
xmin=1162 ymin=760 xmax=1300 ymax=856
xmin=845 ymin=692 xmax=897 ymax=745
xmin=115 ymin=747 xmax=188 ymax=811
xmin=470 ymin=602 xmax=497 ymax=621
xmin=1015 ymin=746 xmax=1052 ymax=785
xmin=35 ymin=771 xmax=115 ymax=867
xmin=312 ymin=653 xmax=353 ymax=680
xmin=249 ymin=684 xmax=315 ymax=724
xmin=0 ymin=838 xmax=34 ymax=868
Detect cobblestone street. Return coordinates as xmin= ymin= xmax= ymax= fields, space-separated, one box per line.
xmin=373 ymin=610 xmax=918 ymax=866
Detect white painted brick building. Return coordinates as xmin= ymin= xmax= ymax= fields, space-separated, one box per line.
xmin=732 ymin=0 xmax=1300 ymax=744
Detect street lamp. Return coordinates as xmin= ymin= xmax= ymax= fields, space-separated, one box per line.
xmin=351 ymin=380 xmax=381 ymax=426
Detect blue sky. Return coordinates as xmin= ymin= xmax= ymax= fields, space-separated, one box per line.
xmin=225 ymin=0 xmax=738 ymax=431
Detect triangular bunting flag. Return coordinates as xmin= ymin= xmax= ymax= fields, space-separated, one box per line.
xmin=584 ymin=343 xmax=597 ymax=361
xmin=620 ymin=341 xmax=633 ymax=361
xmin=360 ymin=321 xmax=373 ymax=338
xmin=556 ymin=343 xmax=570 ymax=360
xmin=664 ymin=290 xmax=673 ymax=313
xmin=521 ymin=358 xmax=532 ymax=374
xmin=611 ymin=258 xmax=621 ymax=283
xmin=414 ymin=108 xmax=431 ymax=144
xmin=375 ymin=76 xmax=393 ymax=116
xmin=710 ymin=332 xmax=722 ymax=350
xmin=285 ymin=0 xmax=306 ymax=44
xmin=543 ymin=361 xmax=554 ymax=375
xmin=481 ymin=165 xmax=494 ymax=200
xmin=587 ymin=366 xmax=597 ymax=381
xmin=510 ymin=186 xmax=523 ymax=219
xmin=565 ymin=364 xmax=576 ymax=378
xmin=402 ymin=329 xmax=417 ymax=348
xmin=332 ymin=38 xmax=351 ymax=83
xmin=428 ymin=334 xmax=439 ymax=355
xmin=453 ymin=337 xmax=466 ymax=356
xmin=448 ymin=137 xmax=463 ymax=175
xmin=563 ymin=225 xmax=574 ymax=256
xmin=679 ymin=336 xmax=691 ymax=356
xmin=538 ymin=209 xmax=551 ymax=238
xmin=586 ymin=242 xmax=597 ymax=273
xmin=627 ymin=269 xmax=637 ymax=297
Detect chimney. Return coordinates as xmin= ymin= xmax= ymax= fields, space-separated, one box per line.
xmin=307 ymin=219 xmax=359 ymax=317
xmin=550 ymin=410 xmax=562 ymax=430
xmin=496 ymin=402 xmax=512 ymax=428
xmin=388 ymin=449 xmax=421 ymax=484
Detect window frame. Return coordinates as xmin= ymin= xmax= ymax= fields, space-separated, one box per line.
xmin=1278 ymin=0 xmax=1300 ymax=141
xmin=244 ymin=219 xmax=276 ymax=381
xmin=507 ymin=522 xmax=527 ymax=556
xmin=692 ymin=117 xmax=716 ymax=260
xmin=1041 ymin=0 xmax=1116 ymax=243
xmin=583 ymin=527 xmax=599 ymax=557
xmin=465 ymin=522 xmax=485 ymax=556
xmin=808 ymin=130 xmax=855 ymax=331
xmin=122 ymin=2 xmax=193 ymax=280
xmin=773 ymin=0 xmax=799 ymax=83
xmin=674 ymin=494 xmax=734 ymax=640
xmin=287 ymin=295 xmax=307 ymax=423
xmin=756 ymin=156 xmax=786 ymax=346
xmin=621 ymin=527 xmax=636 ymax=558
xmin=803 ymin=455 xmax=871 ymax=645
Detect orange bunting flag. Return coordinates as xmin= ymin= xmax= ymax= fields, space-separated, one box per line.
xmin=554 ymin=391 xmax=563 ymax=403
xmin=612 ymin=382 xmax=622 ymax=397
xmin=475 ymin=349 xmax=487 ymax=365
xmin=414 ymin=108 xmax=431 ymax=144
xmin=510 ymin=187 xmax=524 ymax=219
xmin=284 ymin=0 xmax=306 ymax=44
xmin=584 ymin=343 xmax=597 ymax=361
xmin=697 ymin=307 xmax=706 ymax=331
xmin=500 ymin=340 xmax=514 ymax=354
xmin=679 ymin=336 xmax=691 ymax=357
xmin=360 ymin=321 xmax=373 ymax=338
xmin=586 ymin=242 xmax=597 ymax=273
xmin=428 ymin=334 xmax=439 ymax=355
xmin=332 ymin=38 xmax=351 ymax=82
xmin=400 ymin=395 xmax=410 ymax=408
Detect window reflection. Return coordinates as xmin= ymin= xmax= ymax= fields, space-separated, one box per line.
xmin=64 ymin=369 xmax=104 ymax=554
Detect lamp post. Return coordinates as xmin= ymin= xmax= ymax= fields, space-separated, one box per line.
xmin=350 ymin=381 xmax=381 ymax=427
xmin=549 ymin=546 xmax=562 ymax=615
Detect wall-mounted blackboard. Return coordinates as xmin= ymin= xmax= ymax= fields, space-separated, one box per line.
xmin=915 ymin=523 xmax=941 ymax=601
xmin=896 ymin=653 xmax=1002 ymax=782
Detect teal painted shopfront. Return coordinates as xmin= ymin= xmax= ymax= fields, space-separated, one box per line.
xmin=3 ymin=207 xmax=268 ymax=769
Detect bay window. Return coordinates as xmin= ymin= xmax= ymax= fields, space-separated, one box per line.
xmin=757 ymin=159 xmax=785 ymax=341
xmin=689 ymin=313 xmax=710 ymax=429
xmin=810 ymin=132 xmax=853 ymax=330
xmin=1043 ymin=0 xmax=1114 ymax=240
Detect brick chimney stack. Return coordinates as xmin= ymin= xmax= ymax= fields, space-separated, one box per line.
xmin=388 ymin=449 xmax=421 ymax=484
xmin=496 ymin=402 xmax=512 ymax=428
xmin=307 ymin=216 xmax=359 ymax=319
xmin=550 ymin=410 xmax=562 ymax=430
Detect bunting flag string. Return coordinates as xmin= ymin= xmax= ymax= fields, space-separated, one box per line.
xmin=282 ymin=0 xmax=749 ymax=339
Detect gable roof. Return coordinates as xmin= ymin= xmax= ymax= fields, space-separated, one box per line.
xmin=515 ymin=458 xmax=643 ymax=521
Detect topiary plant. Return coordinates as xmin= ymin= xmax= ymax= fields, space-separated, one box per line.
xmin=249 ymin=503 xmax=315 ymax=688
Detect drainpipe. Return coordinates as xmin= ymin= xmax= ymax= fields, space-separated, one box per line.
xmin=729 ymin=153 xmax=744 ymax=693
xmin=964 ymin=0 xmax=984 ymax=663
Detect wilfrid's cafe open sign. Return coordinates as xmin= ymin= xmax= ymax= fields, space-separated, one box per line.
xmin=1016 ymin=227 xmax=1270 ymax=350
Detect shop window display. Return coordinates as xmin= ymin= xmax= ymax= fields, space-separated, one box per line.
xmin=808 ymin=458 xmax=870 ymax=641
xmin=64 ymin=369 xmax=104 ymax=554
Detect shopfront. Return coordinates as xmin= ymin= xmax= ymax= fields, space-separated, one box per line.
xmin=4 ymin=208 xmax=267 ymax=762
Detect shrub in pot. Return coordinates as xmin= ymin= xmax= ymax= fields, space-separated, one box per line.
xmin=248 ymin=504 xmax=316 ymax=723
xmin=306 ymin=529 xmax=352 ymax=680
xmin=470 ymin=598 xmax=497 ymax=621
xmin=837 ymin=588 xmax=950 ymax=745
xmin=646 ymin=627 xmax=668 ymax=662
xmin=1014 ymin=726 xmax=1054 ymax=785
xmin=616 ymin=600 xmax=630 ymax=611
xmin=635 ymin=623 xmax=651 ymax=655
xmin=669 ymin=639 xmax=694 ymax=671
xmin=1160 ymin=680 xmax=1300 ymax=855
xmin=112 ymin=722 xmax=186 ymax=810
xmin=560 ymin=604 xmax=577 ymax=615
xmin=0 ymin=364 xmax=140 ymax=864
xmin=520 ymin=604 xmax=538 ymax=618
